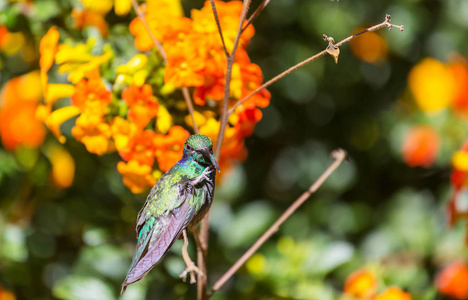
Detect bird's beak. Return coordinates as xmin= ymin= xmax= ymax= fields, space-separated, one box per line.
xmin=201 ymin=148 xmax=220 ymax=173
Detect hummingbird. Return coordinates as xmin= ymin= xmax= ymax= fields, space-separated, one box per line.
xmin=121 ymin=134 xmax=220 ymax=294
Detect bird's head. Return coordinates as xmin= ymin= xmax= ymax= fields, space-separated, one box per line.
xmin=183 ymin=134 xmax=220 ymax=172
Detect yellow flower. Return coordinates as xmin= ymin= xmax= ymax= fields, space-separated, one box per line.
xmin=81 ymin=0 xmax=113 ymax=14
xmin=72 ymin=113 xmax=111 ymax=155
xmin=117 ymin=160 xmax=157 ymax=193
xmin=43 ymin=106 xmax=81 ymax=143
xmin=47 ymin=145 xmax=75 ymax=188
xmin=45 ymin=84 xmax=75 ymax=106
xmin=146 ymin=0 xmax=184 ymax=19
xmin=156 ymin=105 xmax=173 ymax=134
xmin=184 ymin=110 xmax=206 ymax=129
xmin=452 ymin=151 xmax=468 ymax=171
xmin=116 ymin=54 xmax=149 ymax=86
xmin=114 ymin=0 xmax=132 ymax=16
xmin=68 ymin=51 xmax=113 ymax=83
xmin=55 ymin=43 xmax=94 ymax=67
xmin=408 ymin=58 xmax=456 ymax=113
xmin=111 ymin=117 xmax=138 ymax=151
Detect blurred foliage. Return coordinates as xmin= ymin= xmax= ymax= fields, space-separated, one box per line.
xmin=1 ymin=0 xmax=468 ymax=299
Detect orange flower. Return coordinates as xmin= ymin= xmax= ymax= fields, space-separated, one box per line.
xmin=436 ymin=261 xmax=468 ymax=299
xmin=154 ymin=125 xmax=190 ymax=172
xmin=350 ymin=29 xmax=388 ymax=64
xmin=0 ymin=100 xmax=46 ymax=151
xmin=129 ymin=0 xmax=186 ymax=51
xmin=192 ymin=0 xmax=254 ymax=52
xmin=402 ymin=125 xmax=440 ymax=167
xmin=111 ymin=117 xmax=138 ymax=151
xmin=0 ymin=72 xmax=45 ymax=151
xmin=122 ymin=84 xmax=159 ymax=130
xmin=119 ymin=130 xmax=157 ymax=166
xmin=164 ymin=38 xmax=206 ymax=87
xmin=72 ymin=8 xmax=109 ymax=37
xmin=343 ymin=269 xmax=377 ymax=299
xmin=0 ymin=286 xmax=16 ymax=300
xmin=450 ymin=61 xmax=468 ymax=116
xmin=231 ymin=105 xmax=263 ymax=138
xmin=72 ymin=113 xmax=111 ymax=155
xmin=237 ymin=58 xmax=270 ymax=108
xmin=117 ymin=160 xmax=157 ymax=193
xmin=71 ymin=78 xmax=112 ymax=116
xmin=373 ymin=287 xmax=412 ymax=300
xmin=193 ymin=76 xmax=226 ymax=105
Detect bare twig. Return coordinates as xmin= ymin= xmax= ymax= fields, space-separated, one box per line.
xmin=197 ymin=2 xmax=252 ymax=299
xmin=242 ymin=0 xmax=271 ymax=33
xmin=130 ymin=0 xmax=167 ymax=62
xmin=209 ymin=0 xmax=230 ymax=57
xmin=214 ymin=0 xmax=252 ymax=159
xmin=182 ymin=86 xmax=199 ymax=134
xmin=208 ymin=149 xmax=348 ymax=296
xmin=228 ymin=14 xmax=404 ymax=114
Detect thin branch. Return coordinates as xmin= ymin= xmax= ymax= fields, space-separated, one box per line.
xmin=182 ymin=86 xmax=199 ymax=134
xmin=214 ymin=0 xmax=252 ymax=159
xmin=209 ymin=0 xmax=230 ymax=57
xmin=208 ymin=149 xmax=348 ymax=296
xmin=131 ymin=0 xmax=167 ymax=62
xmin=198 ymin=2 xmax=252 ymax=299
xmin=228 ymin=14 xmax=404 ymax=115
xmin=242 ymin=0 xmax=270 ymax=33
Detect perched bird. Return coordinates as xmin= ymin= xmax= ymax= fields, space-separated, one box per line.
xmin=121 ymin=134 xmax=220 ymax=294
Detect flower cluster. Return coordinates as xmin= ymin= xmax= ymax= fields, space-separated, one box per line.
xmin=38 ymin=0 xmax=270 ymax=193
xmin=400 ymin=58 xmax=468 ymax=169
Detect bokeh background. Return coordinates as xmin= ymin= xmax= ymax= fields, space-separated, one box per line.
xmin=1 ymin=0 xmax=468 ymax=299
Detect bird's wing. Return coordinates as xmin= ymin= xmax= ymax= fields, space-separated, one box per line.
xmin=121 ymin=174 xmax=199 ymax=291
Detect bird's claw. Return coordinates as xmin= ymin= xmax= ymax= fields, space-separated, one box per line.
xmin=179 ymin=262 xmax=205 ymax=284
xmin=191 ymin=166 xmax=213 ymax=186
xmin=201 ymin=166 xmax=213 ymax=183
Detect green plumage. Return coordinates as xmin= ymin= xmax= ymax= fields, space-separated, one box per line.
xmin=121 ymin=134 xmax=219 ymax=294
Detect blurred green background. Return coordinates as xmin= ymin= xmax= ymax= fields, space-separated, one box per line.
xmin=1 ymin=0 xmax=468 ymax=299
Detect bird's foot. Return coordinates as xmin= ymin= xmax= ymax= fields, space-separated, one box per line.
xmin=179 ymin=261 xmax=205 ymax=284
xmin=192 ymin=166 xmax=213 ymax=185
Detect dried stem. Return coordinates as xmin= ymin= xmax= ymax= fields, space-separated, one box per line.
xmin=182 ymin=86 xmax=199 ymax=134
xmin=130 ymin=0 xmax=166 ymax=62
xmin=197 ymin=1 xmax=252 ymax=299
xmin=242 ymin=0 xmax=270 ymax=33
xmin=208 ymin=149 xmax=348 ymax=296
xmin=131 ymin=0 xmax=199 ymax=134
xmin=213 ymin=0 xmax=251 ymax=158
xmin=228 ymin=14 xmax=404 ymax=114
xmin=209 ymin=0 xmax=230 ymax=57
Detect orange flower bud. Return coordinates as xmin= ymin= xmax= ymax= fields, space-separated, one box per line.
xmin=436 ymin=261 xmax=468 ymax=299
xmin=373 ymin=287 xmax=412 ymax=300
xmin=402 ymin=125 xmax=440 ymax=167
xmin=343 ymin=269 xmax=377 ymax=299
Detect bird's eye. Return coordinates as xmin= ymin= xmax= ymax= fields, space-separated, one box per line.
xmin=186 ymin=145 xmax=193 ymax=150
